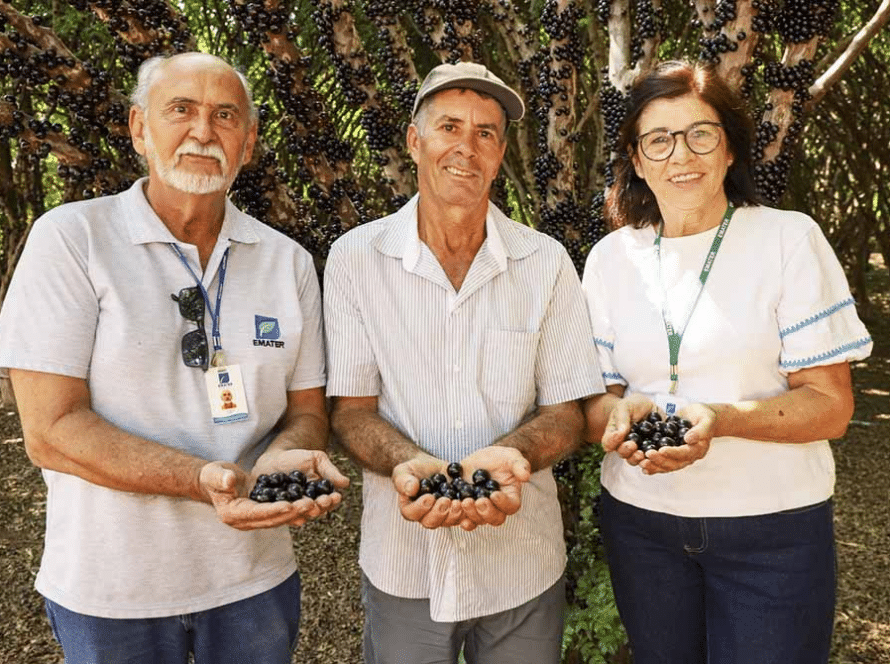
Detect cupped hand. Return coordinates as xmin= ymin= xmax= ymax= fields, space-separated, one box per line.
xmin=637 ymin=403 xmax=717 ymax=475
xmin=601 ymin=393 xmax=657 ymax=465
xmin=200 ymin=461 xmax=322 ymax=530
xmin=252 ymin=448 xmax=351 ymax=492
xmin=393 ymin=453 xmax=464 ymax=529
xmin=456 ymin=446 xmax=531 ymax=530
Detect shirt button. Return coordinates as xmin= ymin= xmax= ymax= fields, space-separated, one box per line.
xmin=455 ymin=419 xmax=463 ymax=429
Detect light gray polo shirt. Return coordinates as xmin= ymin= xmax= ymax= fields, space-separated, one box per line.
xmin=0 ymin=179 xmax=325 ymax=618
xmin=324 ymin=195 xmax=603 ymax=622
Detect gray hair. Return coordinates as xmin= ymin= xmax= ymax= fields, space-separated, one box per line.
xmin=130 ymin=53 xmax=258 ymax=123
xmin=411 ymin=88 xmax=507 ymax=142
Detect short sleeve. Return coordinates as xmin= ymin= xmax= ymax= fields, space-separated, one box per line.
xmin=288 ymin=249 xmax=327 ymax=391
xmin=581 ymin=248 xmax=627 ymax=387
xmin=323 ymin=242 xmax=381 ymax=397
xmin=777 ymin=223 xmax=873 ymax=374
xmin=0 ymin=213 xmax=99 ymax=379
xmin=534 ymin=248 xmax=604 ymax=406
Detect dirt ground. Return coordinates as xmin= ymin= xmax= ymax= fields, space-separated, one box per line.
xmin=0 ymin=257 xmax=887 ymax=664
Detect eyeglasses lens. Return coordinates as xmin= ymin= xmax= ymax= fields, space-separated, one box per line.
xmin=641 ymin=124 xmax=721 ymax=161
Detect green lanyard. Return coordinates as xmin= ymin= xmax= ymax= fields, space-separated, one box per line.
xmin=654 ymin=204 xmax=735 ymax=394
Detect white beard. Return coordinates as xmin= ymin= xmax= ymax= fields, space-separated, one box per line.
xmin=143 ymin=128 xmax=244 ymax=195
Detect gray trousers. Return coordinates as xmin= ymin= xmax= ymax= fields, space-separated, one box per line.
xmin=361 ymin=573 xmax=566 ymax=664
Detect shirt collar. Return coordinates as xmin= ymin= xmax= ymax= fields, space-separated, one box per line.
xmin=373 ymin=194 xmax=538 ymax=272
xmin=123 ymin=177 xmax=261 ymax=247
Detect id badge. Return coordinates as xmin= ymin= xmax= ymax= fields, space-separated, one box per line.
xmin=654 ymin=393 xmax=689 ymax=418
xmin=205 ymin=364 xmax=249 ymax=424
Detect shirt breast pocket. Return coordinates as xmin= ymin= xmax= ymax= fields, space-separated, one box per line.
xmin=481 ymin=329 xmax=540 ymax=406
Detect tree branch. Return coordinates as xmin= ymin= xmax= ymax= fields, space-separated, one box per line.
xmin=808 ymin=0 xmax=890 ymax=106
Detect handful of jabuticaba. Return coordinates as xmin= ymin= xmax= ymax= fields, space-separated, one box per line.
xmin=411 ymin=462 xmax=501 ymax=501
xmin=249 ymin=470 xmax=338 ymax=503
xmin=625 ymin=412 xmax=693 ymax=453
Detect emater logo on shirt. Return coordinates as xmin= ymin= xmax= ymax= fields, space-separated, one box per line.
xmin=253 ymin=315 xmax=285 ymax=348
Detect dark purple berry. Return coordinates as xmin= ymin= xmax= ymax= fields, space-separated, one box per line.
xmin=446 ymin=462 xmax=463 ymax=479
xmin=471 ymin=469 xmax=491 ymax=485
xmin=256 ymin=488 xmax=276 ymax=503
xmin=457 ymin=484 xmax=475 ymax=500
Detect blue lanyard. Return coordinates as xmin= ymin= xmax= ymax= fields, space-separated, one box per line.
xmin=170 ymin=244 xmax=229 ymax=355
xmin=654 ymin=205 xmax=734 ymax=394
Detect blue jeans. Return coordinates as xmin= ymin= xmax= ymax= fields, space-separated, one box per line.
xmin=44 ymin=571 xmax=301 ymax=664
xmin=599 ymin=489 xmax=835 ymax=664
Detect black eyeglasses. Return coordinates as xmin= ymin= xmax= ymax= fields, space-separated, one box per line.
xmin=636 ymin=121 xmax=724 ymax=161
xmin=171 ymin=286 xmax=209 ymax=371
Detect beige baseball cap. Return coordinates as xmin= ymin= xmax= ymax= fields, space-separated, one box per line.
xmin=412 ymin=62 xmax=525 ymax=121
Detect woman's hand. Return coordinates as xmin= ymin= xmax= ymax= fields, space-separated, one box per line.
xmin=601 ymin=393 xmax=657 ymax=465
xmin=637 ymin=403 xmax=717 ymax=475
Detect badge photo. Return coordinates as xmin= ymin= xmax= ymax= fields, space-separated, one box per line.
xmin=205 ymin=364 xmax=249 ymax=424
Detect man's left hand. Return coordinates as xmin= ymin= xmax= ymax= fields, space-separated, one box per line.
xmin=456 ymin=446 xmax=531 ymax=530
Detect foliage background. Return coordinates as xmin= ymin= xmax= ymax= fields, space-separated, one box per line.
xmin=1 ymin=1 xmax=888 ymax=661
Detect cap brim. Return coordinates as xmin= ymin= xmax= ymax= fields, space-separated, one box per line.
xmin=413 ymin=78 xmax=525 ymax=121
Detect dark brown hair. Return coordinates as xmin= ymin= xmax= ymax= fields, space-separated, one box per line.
xmin=606 ymin=60 xmax=759 ymax=229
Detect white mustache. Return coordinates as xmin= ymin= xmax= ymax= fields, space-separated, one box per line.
xmin=175 ymin=140 xmax=228 ymax=168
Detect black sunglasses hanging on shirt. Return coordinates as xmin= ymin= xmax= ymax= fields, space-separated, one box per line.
xmin=171 ymin=286 xmax=209 ymax=371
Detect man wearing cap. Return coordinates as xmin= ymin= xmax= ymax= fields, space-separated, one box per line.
xmin=324 ymin=62 xmax=604 ymax=662
xmin=0 ymin=52 xmax=348 ymax=663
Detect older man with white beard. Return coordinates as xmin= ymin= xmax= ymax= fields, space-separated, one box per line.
xmin=0 ymin=52 xmax=347 ymax=664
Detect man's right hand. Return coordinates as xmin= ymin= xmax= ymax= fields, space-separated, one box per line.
xmin=392 ymin=454 xmax=464 ymax=529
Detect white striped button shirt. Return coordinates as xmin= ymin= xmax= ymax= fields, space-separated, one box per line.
xmin=324 ymin=195 xmax=603 ymax=622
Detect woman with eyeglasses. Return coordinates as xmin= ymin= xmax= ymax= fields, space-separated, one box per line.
xmin=580 ymin=60 xmax=872 ymax=664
